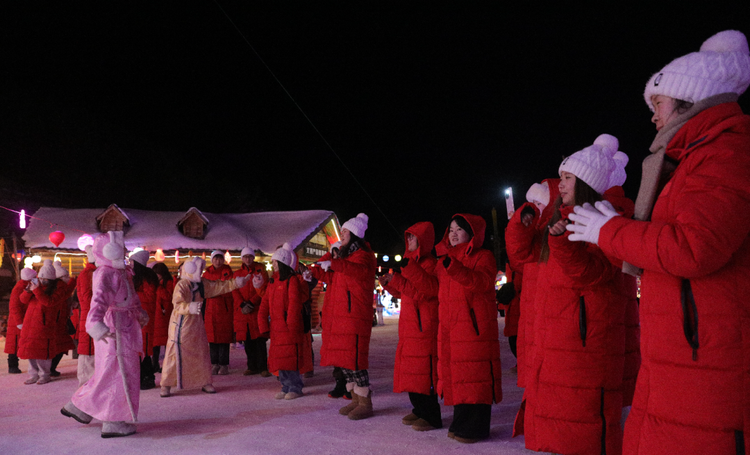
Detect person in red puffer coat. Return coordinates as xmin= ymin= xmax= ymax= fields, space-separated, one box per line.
xmin=5 ymin=268 xmax=36 ymax=374
xmin=517 ymin=134 xmax=633 ymax=455
xmin=434 ymin=213 xmax=502 ymax=444
xmin=233 ymin=247 xmax=270 ymax=376
xmin=309 ymin=213 xmax=377 ymax=420
xmin=567 ymin=30 xmax=750 ymax=455
xmin=18 ymin=260 xmax=73 ymax=385
xmin=51 ymin=261 xmax=77 ymax=377
xmin=75 ymin=247 xmax=96 ymax=386
xmin=130 ymin=251 xmax=158 ymax=390
xmin=381 ymin=221 xmax=441 ymax=432
xmin=204 ymin=250 xmax=236 ymax=376
xmin=505 ymin=179 xmax=559 ymax=390
xmin=258 ymin=243 xmax=313 ymax=400
xmin=151 ymin=262 xmax=174 ymax=373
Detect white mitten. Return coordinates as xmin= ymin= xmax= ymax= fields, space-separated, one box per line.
xmin=302 ymin=269 xmax=312 ymax=282
xmin=137 ymin=309 xmax=150 ymax=328
xmin=318 ymin=260 xmax=331 ymax=272
xmin=235 ymin=275 xmax=249 ymax=288
xmin=566 ymin=201 xmax=620 ymax=245
xmin=252 ymin=274 xmax=264 ymax=289
xmin=188 ymin=301 xmax=202 ymax=315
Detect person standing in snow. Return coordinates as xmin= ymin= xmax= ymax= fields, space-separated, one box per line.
xmin=434 ymin=214 xmax=502 ymax=443
xmin=380 ymin=221 xmax=442 ymax=431
xmin=308 ymin=213 xmax=377 ymax=420
xmin=61 ymin=231 xmax=149 ymax=438
xmin=129 ymin=250 xmax=159 ymax=390
xmin=17 ymin=260 xmax=75 ymax=385
xmin=232 ymin=247 xmax=270 ymax=377
xmin=257 ymin=243 xmax=313 ymax=399
xmin=75 ymin=246 xmax=97 ymax=386
xmin=566 ymin=30 xmax=750 ymax=454
xmin=151 ymin=262 xmax=174 ymax=373
xmin=159 ymin=256 xmax=247 ymax=397
xmin=203 ymin=250 xmax=235 ymax=376
xmin=5 ymin=268 xmax=35 ymax=374
xmin=514 ymin=135 xmax=634 ymax=455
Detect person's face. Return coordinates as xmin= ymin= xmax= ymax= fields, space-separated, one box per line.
xmin=559 ymin=171 xmax=577 ymax=206
xmin=651 ymin=95 xmax=679 ymax=132
xmin=406 ymin=233 xmax=418 ymax=252
xmin=211 ymin=255 xmax=225 ymax=269
xmin=272 ymin=259 xmax=279 ymax=273
xmin=242 ymin=255 xmax=253 ymax=266
xmin=449 ymin=220 xmax=471 ymax=247
xmin=534 ymin=201 xmax=546 ymax=212
xmin=341 ymin=228 xmax=351 ymax=246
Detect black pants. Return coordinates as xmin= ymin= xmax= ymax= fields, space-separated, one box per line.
xmin=210 ymin=342 xmax=230 ymax=366
xmin=140 ymin=356 xmax=155 ymax=382
xmin=243 ymin=335 xmax=268 ymax=371
xmin=449 ymin=403 xmax=492 ymax=439
xmin=409 ymin=392 xmax=442 ymax=428
xmin=8 ymin=354 xmax=19 ymax=369
xmin=508 ymin=335 xmax=518 ymax=358
xmin=152 ymin=346 xmax=161 ymax=371
xmin=51 ymin=352 xmax=63 ymax=372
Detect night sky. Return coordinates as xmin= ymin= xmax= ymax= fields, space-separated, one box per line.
xmin=1 ymin=2 xmax=749 ymax=258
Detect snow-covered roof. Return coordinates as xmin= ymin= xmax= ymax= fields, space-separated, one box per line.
xmin=23 ymin=207 xmax=338 ymax=254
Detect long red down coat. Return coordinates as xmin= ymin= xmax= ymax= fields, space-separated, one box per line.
xmin=384 ymin=221 xmax=439 ymax=395
xmin=4 ymin=280 xmax=29 ymax=356
xmin=258 ymin=273 xmax=313 ymax=374
xmin=153 ymin=277 xmax=175 ymax=347
xmin=516 ymin=204 xmax=631 ymax=455
xmin=76 ymin=263 xmax=96 ymax=356
xmin=202 ymin=263 xmax=235 ymax=344
xmin=505 ymin=178 xmax=560 ymax=389
xmin=311 ymin=243 xmax=377 ymax=371
xmin=598 ymin=101 xmax=750 ymax=455
xmin=18 ymin=279 xmax=74 ymax=360
xmin=136 ymin=278 xmax=157 ymax=356
xmin=233 ymin=261 xmax=268 ymax=341
xmin=434 ymin=214 xmax=502 ymax=406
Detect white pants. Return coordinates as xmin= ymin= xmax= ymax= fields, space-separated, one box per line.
xmin=28 ymin=359 xmax=52 ymax=379
xmin=77 ymin=354 xmax=96 ymax=387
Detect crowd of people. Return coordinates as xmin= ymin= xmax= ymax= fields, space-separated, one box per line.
xmin=3 ymin=29 xmax=750 ymax=453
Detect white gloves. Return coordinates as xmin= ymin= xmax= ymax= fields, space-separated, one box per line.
xmin=235 ymin=275 xmax=249 ymax=288
xmin=188 ymin=301 xmax=203 ymax=315
xmin=302 ymin=269 xmax=313 ymax=282
xmin=566 ymin=201 xmax=620 ymax=245
xmin=318 ymin=260 xmax=331 ymax=272
xmin=137 ymin=309 xmax=150 ymax=328
xmin=252 ymin=274 xmax=264 ymax=289
xmin=17 ymin=324 xmax=22 ymax=330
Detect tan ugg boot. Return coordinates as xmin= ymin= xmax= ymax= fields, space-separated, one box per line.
xmin=338 ymin=384 xmax=359 ymax=415
xmin=347 ymin=388 xmax=373 ymax=420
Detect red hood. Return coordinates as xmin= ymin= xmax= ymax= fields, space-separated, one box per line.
xmin=436 ymin=213 xmax=486 ymax=257
xmin=604 ymin=186 xmax=634 ymax=218
xmin=404 ymin=221 xmax=435 ymax=262
xmin=667 ymin=102 xmax=750 ymax=162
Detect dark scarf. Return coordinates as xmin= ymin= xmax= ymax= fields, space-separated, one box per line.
xmin=622 ymin=92 xmax=739 ymax=276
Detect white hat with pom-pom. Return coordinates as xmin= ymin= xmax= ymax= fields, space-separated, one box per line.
xmin=38 ymin=259 xmax=56 ymax=280
xmin=559 ymin=134 xmax=620 ymax=195
xmin=644 ymin=30 xmax=750 ymax=111
xmin=272 ymin=243 xmax=297 ymax=269
xmin=341 ymin=213 xmax=369 ymax=239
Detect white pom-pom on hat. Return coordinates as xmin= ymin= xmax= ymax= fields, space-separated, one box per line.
xmin=38 ymin=259 xmax=56 ymax=280
xmin=20 ymin=268 xmax=37 ymax=281
xmin=341 ymin=213 xmax=369 ymax=239
xmin=644 ymin=30 xmax=750 ymax=111
xmin=130 ymin=250 xmax=149 ymax=267
xmin=608 ymin=151 xmax=629 ymax=189
xmin=593 ymin=134 xmax=619 ymax=155
xmin=53 ymin=261 xmax=69 ymax=278
xmin=272 ymin=243 xmax=297 ymax=269
xmin=559 ymin=134 xmax=620 ymax=195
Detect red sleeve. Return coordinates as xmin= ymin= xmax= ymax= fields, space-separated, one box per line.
xmin=400 ymin=256 xmax=439 ymax=298
xmin=330 ymin=250 xmax=375 ymax=281
xmin=445 ymin=249 xmax=496 ymax=293
xmin=505 ymin=202 xmax=542 ymax=270
xmin=549 ymin=231 xmax=617 ymax=286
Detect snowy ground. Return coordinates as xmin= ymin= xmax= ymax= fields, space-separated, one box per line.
xmin=1 ymin=316 xmax=544 ymax=455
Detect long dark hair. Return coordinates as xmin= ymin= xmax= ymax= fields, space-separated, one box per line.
xmin=133 ymin=261 xmax=159 ymax=290
xmin=42 ymin=278 xmax=59 ymax=296
xmin=151 ymin=262 xmax=172 ymax=289
xmin=277 ymin=261 xmax=296 ymax=281
xmin=340 ymin=232 xmax=371 ymax=258
xmin=539 ymin=177 xmax=602 ymax=263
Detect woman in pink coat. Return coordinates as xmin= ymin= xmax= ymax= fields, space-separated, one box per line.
xmin=60 ymin=231 xmax=149 ymax=438
xmin=567 ymin=30 xmax=750 ymax=455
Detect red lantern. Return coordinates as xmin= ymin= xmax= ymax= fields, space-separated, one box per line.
xmin=49 ymin=231 xmax=65 ymax=247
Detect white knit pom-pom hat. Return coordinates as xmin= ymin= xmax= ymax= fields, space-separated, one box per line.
xmin=526 ymin=181 xmax=550 ymax=207
xmin=20 ymin=268 xmax=37 ymax=281
xmin=38 ymin=259 xmax=56 ymax=280
xmin=559 ymin=134 xmax=620 ymax=195
xmin=341 ymin=213 xmax=369 ymax=239
xmin=271 ymin=243 xmax=297 ymax=269
xmin=644 ymin=30 xmax=750 ymax=111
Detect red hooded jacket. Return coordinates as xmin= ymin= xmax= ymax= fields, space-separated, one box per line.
xmin=258 ymin=273 xmax=313 ymax=374
xmin=4 ymin=280 xmax=29 ymax=355
xmin=599 ymin=102 xmax=750 ymax=455
xmin=202 ymin=263 xmax=235 ymax=344
xmin=434 ymin=214 xmax=502 ymax=406
xmin=233 ymin=261 xmax=268 ymax=341
xmin=18 ymin=280 xmax=74 ymax=360
xmin=384 ymin=221 xmax=439 ymax=395
xmin=75 ymin=263 xmax=96 ymax=356
xmin=152 ymin=276 xmax=175 ymax=347
xmin=311 ymin=242 xmax=376 ymax=371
